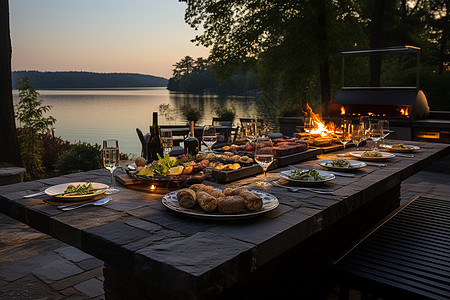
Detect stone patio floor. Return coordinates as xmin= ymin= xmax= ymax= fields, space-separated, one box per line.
xmin=1 ymin=153 xmax=449 ymax=300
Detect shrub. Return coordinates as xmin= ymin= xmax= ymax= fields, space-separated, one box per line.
xmin=39 ymin=133 xmax=72 ymax=172
xmin=181 ymin=104 xmax=202 ymax=123
xmin=55 ymin=142 xmax=102 ymax=175
xmin=214 ymin=105 xmax=236 ymax=121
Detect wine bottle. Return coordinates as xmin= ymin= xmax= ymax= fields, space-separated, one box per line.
xmin=184 ymin=121 xmax=199 ymax=157
xmin=147 ymin=112 xmax=163 ymax=163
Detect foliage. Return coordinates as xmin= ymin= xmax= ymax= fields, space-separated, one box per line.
xmin=39 ymin=133 xmax=72 ymax=173
xmin=55 ymin=142 xmax=102 ymax=175
xmin=168 ymin=56 xmax=259 ymax=94
xmin=181 ymin=0 xmax=450 ymax=111
xmin=14 ymin=77 xmax=56 ymax=180
xmin=214 ymin=105 xmax=236 ymax=121
xmin=12 ymin=71 xmax=168 ymax=89
xmin=159 ymin=103 xmax=176 ymax=122
xmin=180 ymin=104 xmax=202 ymax=123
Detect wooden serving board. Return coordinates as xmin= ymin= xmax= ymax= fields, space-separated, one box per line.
xmin=116 ymin=174 xmax=143 ymax=186
xmin=274 ymin=148 xmax=322 ymax=167
xmin=211 ymin=164 xmax=263 ymax=183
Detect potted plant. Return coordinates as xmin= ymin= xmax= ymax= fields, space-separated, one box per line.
xmin=214 ymin=105 xmax=236 ymax=123
xmin=181 ymin=104 xmax=202 ymax=124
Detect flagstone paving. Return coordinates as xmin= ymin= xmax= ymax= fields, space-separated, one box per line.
xmin=0 ymin=153 xmax=448 ymax=299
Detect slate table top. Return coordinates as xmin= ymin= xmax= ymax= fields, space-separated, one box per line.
xmin=0 ymin=140 xmax=448 ymax=299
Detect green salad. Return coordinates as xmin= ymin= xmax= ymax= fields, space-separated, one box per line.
xmin=288 ymin=169 xmax=324 ymax=181
xmin=325 ymin=159 xmax=351 ymax=168
xmin=64 ymin=183 xmax=94 ymax=195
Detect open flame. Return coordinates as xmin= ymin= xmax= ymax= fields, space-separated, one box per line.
xmin=340 ymin=106 xmax=346 ymax=115
xmin=303 ymin=103 xmax=336 ymax=137
xmin=400 ymin=108 xmax=409 ymax=116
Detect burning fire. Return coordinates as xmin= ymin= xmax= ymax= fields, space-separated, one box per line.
xmin=400 ymin=108 xmax=409 ymax=116
xmin=340 ymin=106 xmax=346 ymax=115
xmin=303 ymin=103 xmax=336 ymax=137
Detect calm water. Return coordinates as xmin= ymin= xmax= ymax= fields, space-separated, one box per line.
xmin=12 ymin=87 xmax=271 ymax=156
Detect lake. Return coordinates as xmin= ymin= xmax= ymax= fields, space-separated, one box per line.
xmin=12 ymin=87 xmax=273 ymax=156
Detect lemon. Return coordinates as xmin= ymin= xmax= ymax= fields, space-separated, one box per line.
xmin=168 ymin=166 xmax=184 ymax=175
xmin=138 ymin=168 xmax=154 ymax=176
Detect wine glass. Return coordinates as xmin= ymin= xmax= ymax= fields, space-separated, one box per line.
xmin=339 ymin=119 xmax=352 ymax=150
xmin=245 ymin=122 xmax=258 ymax=143
xmin=202 ymin=125 xmax=217 ymax=152
xmin=379 ymin=120 xmax=390 ymax=145
xmin=161 ymin=130 xmax=173 ymax=156
xmin=359 ymin=116 xmax=370 ymax=140
xmin=351 ymin=124 xmax=364 ymax=150
xmin=304 ymin=116 xmax=314 ymax=133
xmin=368 ymin=122 xmax=382 ymax=150
xmin=102 ymin=139 xmax=120 ymax=194
xmin=255 ymin=136 xmax=274 ymax=182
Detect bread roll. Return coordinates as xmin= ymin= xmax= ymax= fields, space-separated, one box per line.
xmin=196 ymin=191 xmax=218 ymax=212
xmin=176 ymin=189 xmax=197 ymax=208
xmin=218 ymin=196 xmax=245 ymax=214
xmin=189 ymin=184 xmax=206 ymax=192
xmin=207 ymin=188 xmax=225 ymax=199
xmin=234 ymin=189 xmax=263 ymax=211
xmin=223 ymin=188 xmax=237 ymax=196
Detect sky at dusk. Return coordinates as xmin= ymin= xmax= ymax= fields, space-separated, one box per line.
xmin=9 ymin=0 xmax=210 ymax=79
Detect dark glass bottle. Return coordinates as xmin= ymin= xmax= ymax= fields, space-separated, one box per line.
xmin=184 ymin=121 xmax=199 ymax=157
xmin=147 ymin=112 xmax=163 ymax=163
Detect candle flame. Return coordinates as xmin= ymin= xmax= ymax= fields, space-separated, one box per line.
xmin=340 ymin=106 xmax=346 ymax=115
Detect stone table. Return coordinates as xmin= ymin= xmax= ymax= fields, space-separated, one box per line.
xmin=0 ymin=140 xmax=448 ymax=299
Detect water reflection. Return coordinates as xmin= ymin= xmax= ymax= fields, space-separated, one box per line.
xmin=12 ymin=87 xmax=276 ymax=155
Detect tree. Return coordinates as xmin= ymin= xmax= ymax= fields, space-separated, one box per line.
xmin=15 ymin=77 xmax=56 ymax=179
xmin=181 ymin=0 xmax=366 ymax=110
xmin=0 ymin=0 xmax=21 ymax=166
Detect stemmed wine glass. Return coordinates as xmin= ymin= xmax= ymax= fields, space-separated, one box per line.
xmin=379 ymin=120 xmax=390 ymax=145
xmin=339 ymin=119 xmax=352 ymax=150
xmin=351 ymin=124 xmax=364 ymax=150
xmin=304 ymin=116 xmax=314 ymax=133
xmin=245 ymin=122 xmax=258 ymax=143
xmin=368 ymin=122 xmax=382 ymax=150
xmin=202 ymin=125 xmax=217 ymax=152
xmin=161 ymin=130 xmax=173 ymax=156
xmin=255 ymin=136 xmax=274 ymax=183
xmin=102 ymin=139 xmax=120 ymax=194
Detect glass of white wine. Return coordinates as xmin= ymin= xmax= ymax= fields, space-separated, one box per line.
xmin=161 ymin=130 xmax=173 ymax=156
xmin=339 ymin=119 xmax=352 ymax=150
xmin=255 ymin=136 xmax=274 ymax=182
xmin=102 ymin=139 xmax=120 ymax=194
xmin=202 ymin=125 xmax=217 ymax=152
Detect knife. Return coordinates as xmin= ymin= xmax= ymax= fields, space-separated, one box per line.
xmin=364 ymin=162 xmax=387 ymax=167
xmin=327 ymin=171 xmax=355 ymax=178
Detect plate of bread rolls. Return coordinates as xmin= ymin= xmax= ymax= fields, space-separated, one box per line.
xmin=161 ymin=183 xmax=279 ymax=219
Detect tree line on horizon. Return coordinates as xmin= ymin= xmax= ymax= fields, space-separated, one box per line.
xmin=167 ymin=55 xmax=259 ymax=94
xmin=11 ymin=71 xmax=168 ymax=89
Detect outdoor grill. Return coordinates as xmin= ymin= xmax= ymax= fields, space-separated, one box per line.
xmin=326 ymin=46 xmax=450 ymax=142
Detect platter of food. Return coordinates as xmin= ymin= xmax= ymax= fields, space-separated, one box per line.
xmin=316 ymin=158 xmax=367 ymax=171
xmin=349 ymin=150 xmax=395 ymax=161
xmin=379 ymin=144 xmax=420 ymax=153
xmin=278 ymin=169 xmax=335 ymax=186
xmin=161 ymin=184 xmax=279 ymax=219
xmin=44 ymin=182 xmax=109 ymax=201
xmin=126 ymin=154 xmax=206 ymax=187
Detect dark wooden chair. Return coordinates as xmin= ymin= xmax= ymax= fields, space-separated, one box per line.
xmin=333 ymin=196 xmax=450 ymax=299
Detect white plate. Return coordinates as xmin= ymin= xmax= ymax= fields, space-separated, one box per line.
xmin=349 ymin=151 xmax=395 ymax=161
xmin=278 ymin=169 xmax=335 ymax=186
xmin=379 ymin=144 xmax=420 ymax=153
xmin=161 ymin=189 xmax=279 ymax=220
xmin=316 ymin=159 xmax=367 ymax=171
xmin=45 ymin=182 xmax=109 ymax=201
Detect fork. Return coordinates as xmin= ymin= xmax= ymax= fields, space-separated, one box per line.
xmin=269 ymin=181 xmax=334 ymax=194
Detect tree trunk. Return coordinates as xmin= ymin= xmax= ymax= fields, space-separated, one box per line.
xmin=370 ymin=0 xmax=385 ymax=87
xmin=0 ymin=0 xmax=21 ymax=166
xmin=316 ymin=0 xmax=331 ymax=110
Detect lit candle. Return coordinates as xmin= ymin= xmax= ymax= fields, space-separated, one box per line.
xmin=149 ymin=185 xmax=156 ymax=192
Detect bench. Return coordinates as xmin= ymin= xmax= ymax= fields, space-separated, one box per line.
xmin=333 ymin=196 xmax=450 ymax=299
